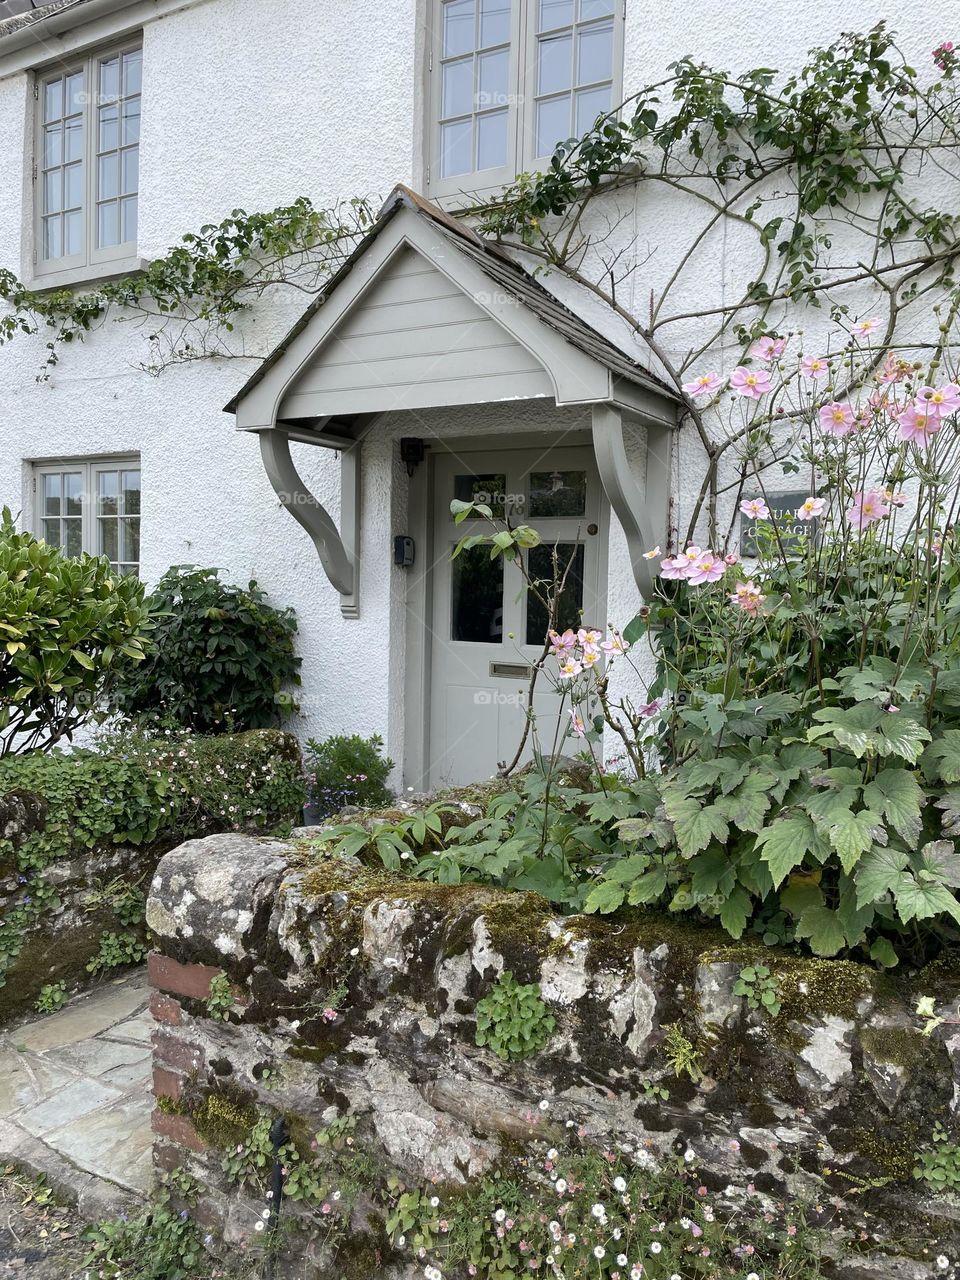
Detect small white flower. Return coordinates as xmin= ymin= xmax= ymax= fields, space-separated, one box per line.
xmin=261 ymin=1209 xmax=270 ymax=1220
xmin=683 ymin=1148 xmax=695 ymax=1163
xmin=349 ymin=947 xmax=359 ymax=957
xmin=254 ymin=1221 xmax=265 ymax=1232
xmin=747 ymin=1273 xmax=760 ymax=1280
xmin=547 ymin=1148 xmax=558 ymax=1160
xmin=567 ymin=1233 xmax=577 ymax=1245
xmin=936 ymin=1259 xmax=950 ymax=1272
xmin=617 ymin=1255 xmax=628 ymax=1267
xmin=555 ymin=1179 xmax=567 ymax=1195
xmin=332 ymin=1191 xmax=341 ymax=1201
xmin=613 ymin=1176 xmax=627 ymax=1192
xmin=539 ymin=1099 xmax=550 ymax=1111
xmin=594 ymin=1246 xmax=605 ymax=1259
xmin=494 ymin=1209 xmax=506 ymax=1223
xmin=399 ymin=1235 xmax=406 ymax=1247
xmin=591 ymin=1203 xmax=607 ymax=1221
xmin=429 ymin=1196 xmax=440 ymax=1208
xmin=650 ymin=1241 xmax=662 ymax=1254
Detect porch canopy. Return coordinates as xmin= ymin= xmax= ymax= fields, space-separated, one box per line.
xmin=224 ymin=185 xmax=679 ymax=617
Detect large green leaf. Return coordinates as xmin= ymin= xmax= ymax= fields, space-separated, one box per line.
xmin=584 ymin=881 xmax=626 ymax=915
xmin=894 ymin=875 xmax=960 ymax=926
xmin=715 ymin=775 xmax=772 ymax=833
xmin=627 ymin=866 xmax=669 ymax=905
xmin=855 ymin=845 xmax=909 ymax=907
xmin=862 ymin=768 xmax=924 ymax=844
xmin=754 ymin=815 xmax=816 ymax=888
xmin=924 ymin=730 xmax=960 ymax=783
xmin=690 ymin=847 xmax=736 ymax=898
xmin=661 ymin=791 xmax=729 ymax=858
xmin=917 ymin=839 xmax=960 ymax=888
xmin=825 ymin=808 xmax=885 ymax=874
xmin=719 ymin=886 xmax=752 ymax=939
xmin=794 ymin=905 xmax=847 ymax=956
xmin=875 ymin=713 xmax=932 ymax=763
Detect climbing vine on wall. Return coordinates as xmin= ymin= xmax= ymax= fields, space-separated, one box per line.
xmin=3 ymin=24 xmax=960 ymax=535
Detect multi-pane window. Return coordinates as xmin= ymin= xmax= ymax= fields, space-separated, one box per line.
xmin=34 ymin=458 xmax=141 ymax=574
xmin=533 ymin=0 xmax=616 ymax=158
xmin=36 ymin=42 xmax=141 ymax=275
xmin=429 ymin=0 xmax=620 ymax=194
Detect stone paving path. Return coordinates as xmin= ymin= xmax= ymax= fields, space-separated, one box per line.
xmin=0 ymin=972 xmax=153 ymax=1217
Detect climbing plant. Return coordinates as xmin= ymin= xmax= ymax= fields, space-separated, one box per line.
xmin=3 ymin=25 xmax=960 ymax=539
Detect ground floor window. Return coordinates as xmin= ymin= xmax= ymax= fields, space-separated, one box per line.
xmin=32 ymin=455 xmax=141 ymax=574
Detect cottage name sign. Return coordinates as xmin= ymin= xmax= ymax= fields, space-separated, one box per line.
xmin=740 ymin=490 xmax=816 ymax=557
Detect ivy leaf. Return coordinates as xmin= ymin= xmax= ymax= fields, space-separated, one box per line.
xmin=754 ymin=815 xmax=816 ymax=888
xmin=794 ymin=905 xmax=847 ymax=956
xmin=893 ymin=875 xmax=960 ymax=926
xmin=718 ymin=886 xmax=752 ymax=939
xmin=862 ymin=768 xmax=924 ymax=844
xmin=661 ymin=791 xmax=729 ymax=858
xmin=855 ymin=845 xmax=910 ymax=907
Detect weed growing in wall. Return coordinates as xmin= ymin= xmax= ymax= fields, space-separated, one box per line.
xmin=474 ymin=971 xmax=556 ymax=1062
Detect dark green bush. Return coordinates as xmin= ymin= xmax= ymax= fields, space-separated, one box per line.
xmin=0 ymin=507 xmax=152 ymax=755
xmin=305 ymin=732 xmax=394 ymax=818
xmin=106 ymin=566 xmax=300 ymax=733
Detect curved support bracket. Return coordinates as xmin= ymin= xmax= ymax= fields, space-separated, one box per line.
xmin=258 ymin=429 xmax=360 ymax=618
xmin=591 ymin=402 xmax=671 ymax=600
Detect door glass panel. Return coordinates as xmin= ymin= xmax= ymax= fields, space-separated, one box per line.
xmin=451 ymin=544 xmax=503 ymax=643
xmin=529 ymin=469 xmax=587 ymax=517
xmin=454 ymin=472 xmax=507 ymax=517
xmin=525 ymin=542 xmax=585 ymax=645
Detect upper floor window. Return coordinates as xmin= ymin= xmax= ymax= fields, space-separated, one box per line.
xmin=34 ymin=40 xmax=141 ymax=278
xmin=33 ymin=456 xmax=141 ymax=575
xmin=428 ymin=0 xmax=621 ymax=196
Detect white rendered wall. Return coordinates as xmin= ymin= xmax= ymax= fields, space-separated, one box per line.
xmin=0 ymin=0 xmax=955 ymax=783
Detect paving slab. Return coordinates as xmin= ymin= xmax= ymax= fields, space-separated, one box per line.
xmin=0 ymin=969 xmax=155 ymax=1206
xmin=16 ymin=980 xmax=148 ymax=1053
xmin=19 ymin=1078 xmax=121 ymax=1138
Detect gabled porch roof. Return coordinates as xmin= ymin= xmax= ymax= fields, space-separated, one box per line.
xmin=225 ymin=186 xmax=679 ymax=616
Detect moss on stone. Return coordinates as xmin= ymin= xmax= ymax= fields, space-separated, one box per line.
xmin=188 ymin=1088 xmax=257 ymax=1149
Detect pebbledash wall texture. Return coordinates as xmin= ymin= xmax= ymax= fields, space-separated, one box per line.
xmin=146 ymin=832 xmax=960 ymax=1279
xmin=0 ymin=0 xmax=957 ymax=783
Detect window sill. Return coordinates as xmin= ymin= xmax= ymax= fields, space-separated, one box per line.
xmin=24 ymin=256 xmax=151 ymax=295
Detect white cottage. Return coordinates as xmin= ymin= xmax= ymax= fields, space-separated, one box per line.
xmin=0 ymin=0 xmax=953 ymax=786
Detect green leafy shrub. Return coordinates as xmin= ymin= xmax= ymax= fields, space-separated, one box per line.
xmin=913 ymin=1122 xmax=960 ymax=1194
xmin=206 ymin=973 xmax=235 ymax=1021
xmin=82 ymin=1173 xmax=205 ymax=1278
xmin=35 ymin=981 xmax=67 ymax=1013
xmin=0 ymin=728 xmax=304 ymax=993
xmin=86 ymin=930 xmax=148 ymax=974
xmin=0 ymin=507 xmax=152 ymax=755
xmin=107 ymin=565 xmax=300 ymax=733
xmin=304 ymin=732 xmax=394 ymax=817
xmin=733 ymin=964 xmax=782 ymax=1017
xmin=474 ymin=971 xmax=556 ymax=1061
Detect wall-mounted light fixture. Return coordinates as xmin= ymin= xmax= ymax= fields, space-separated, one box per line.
xmin=399 ymin=437 xmax=425 ymax=477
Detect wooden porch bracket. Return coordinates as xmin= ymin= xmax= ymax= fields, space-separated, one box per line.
xmin=257 ymin=428 xmax=361 ymax=618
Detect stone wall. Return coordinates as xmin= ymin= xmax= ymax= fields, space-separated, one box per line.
xmin=146 ymin=833 xmax=960 ymax=1279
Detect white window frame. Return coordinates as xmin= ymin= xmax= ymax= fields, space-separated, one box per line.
xmin=426 ymin=0 xmax=624 ymax=198
xmin=31 ymin=36 xmax=142 ymax=284
xmin=31 ymin=454 xmax=142 ymax=575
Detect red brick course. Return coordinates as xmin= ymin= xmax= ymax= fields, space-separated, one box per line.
xmin=147 ymin=952 xmax=222 ymax=1001
xmin=152 ymin=1066 xmax=183 ymax=1102
xmin=151 ymin=1109 xmax=207 ymax=1153
xmin=152 ymin=1030 xmax=204 ymax=1075
xmin=149 ymin=991 xmax=183 ymax=1026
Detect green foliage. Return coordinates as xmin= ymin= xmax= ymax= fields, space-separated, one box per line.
xmin=86 ymin=930 xmax=148 ymax=974
xmin=913 ymin=1122 xmax=960 ymax=1194
xmin=474 ymin=971 xmax=556 ymax=1062
xmin=0 ymin=728 xmax=303 ymax=989
xmin=386 ymin=1139 xmax=823 ymax=1279
xmin=304 ymin=732 xmax=394 ymax=817
xmin=320 ymin=801 xmax=454 ymax=870
xmin=0 ymin=508 xmax=152 ymax=756
xmin=206 ymin=973 xmax=236 ymax=1022
xmin=733 ymin=964 xmax=782 ymax=1017
xmin=662 ymin=1022 xmax=704 ymax=1082
xmin=34 ymin=981 xmax=67 ymax=1013
xmin=82 ymin=1173 xmax=205 ymax=1279
xmin=107 ymin=566 xmax=300 ymax=734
